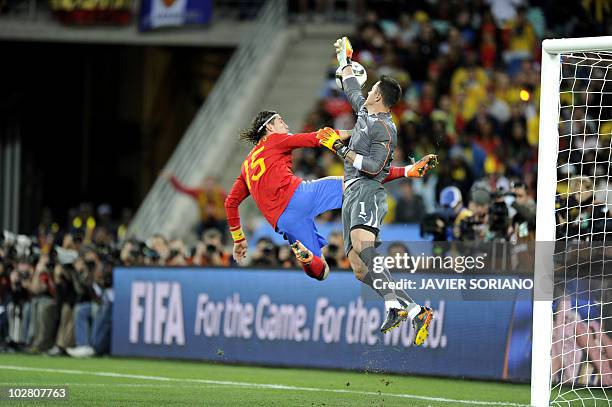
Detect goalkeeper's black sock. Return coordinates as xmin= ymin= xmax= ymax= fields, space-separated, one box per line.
xmin=360 ymin=271 xmax=383 ymax=299
xmin=359 ymin=246 xmax=420 ymax=315
xmin=358 ymin=246 xmax=403 ymax=311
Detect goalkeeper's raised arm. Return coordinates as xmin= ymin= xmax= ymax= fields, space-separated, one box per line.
xmin=334 ymin=37 xmax=365 ymax=113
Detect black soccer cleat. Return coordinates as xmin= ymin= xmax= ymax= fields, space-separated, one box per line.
xmin=380 ymin=307 xmax=408 ymax=334
xmin=412 ymin=306 xmax=434 ymax=346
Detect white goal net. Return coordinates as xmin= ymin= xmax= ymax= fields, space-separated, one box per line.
xmin=548 ymin=49 xmax=612 ymax=406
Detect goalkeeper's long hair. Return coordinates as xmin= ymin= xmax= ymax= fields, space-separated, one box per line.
xmin=239 ymin=110 xmax=278 ymax=145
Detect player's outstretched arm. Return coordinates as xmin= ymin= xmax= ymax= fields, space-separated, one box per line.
xmin=274 ymin=129 xmax=351 ymax=153
xmin=334 ymin=37 xmax=365 ymax=113
xmin=224 ymin=174 xmax=250 ymax=262
xmin=272 ymin=132 xmax=321 ymax=150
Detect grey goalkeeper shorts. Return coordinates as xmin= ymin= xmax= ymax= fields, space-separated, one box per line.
xmin=342 ymin=178 xmax=388 ymax=255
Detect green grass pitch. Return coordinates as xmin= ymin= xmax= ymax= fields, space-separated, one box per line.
xmin=0 ymin=354 xmax=602 ymax=406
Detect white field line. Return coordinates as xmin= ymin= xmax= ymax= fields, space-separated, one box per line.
xmin=0 ymin=382 xmax=227 ymax=389
xmin=0 ymin=364 xmax=529 ymax=407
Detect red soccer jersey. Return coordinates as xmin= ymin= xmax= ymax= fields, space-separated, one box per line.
xmin=225 ymin=132 xmax=321 ymax=232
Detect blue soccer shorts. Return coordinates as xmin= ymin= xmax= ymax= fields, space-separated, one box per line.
xmin=276 ymin=176 xmax=343 ymax=257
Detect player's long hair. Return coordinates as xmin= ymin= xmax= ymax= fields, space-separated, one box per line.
xmin=239 ymin=110 xmax=278 ymax=145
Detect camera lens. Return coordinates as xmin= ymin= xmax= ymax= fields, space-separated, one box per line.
xmin=85 ymin=260 xmax=97 ymax=271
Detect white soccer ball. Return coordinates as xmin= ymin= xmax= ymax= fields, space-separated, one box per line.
xmin=336 ymin=61 xmax=367 ymax=89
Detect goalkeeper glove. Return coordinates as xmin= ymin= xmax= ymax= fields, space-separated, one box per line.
xmin=406 ymin=154 xmax=438 ymax=177
xmin=336 ymin=144 xmax=351 ymax=160
xmin=316 ymin=127 xmax=344 ymax=153
xmin=334 ymin=36 xmax=353 ymax=70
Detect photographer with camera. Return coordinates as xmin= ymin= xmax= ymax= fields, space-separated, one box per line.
xmin=487 ymin=187 xmax=514 ymax=242
xmin=510 ymin=181 xmax=536 ymax=241
xmin=148 ymin=234 xmax=170 ymax=265
xmin=65 ymin=249 xmax=100 ymax=358
xmin=89 ymin=258 xmax=113 ymax=356
xmin=28 ymin=253 xmax=58 ymax=353
xmin=46 ymin=261 xmax=77 ymax=356
xmin=450 ymin=183 xmax=516 ymax=242
xmin=421 ymin=186 xmax=472 ymax=242
xmin=119 ymin=239 xmax=143 ymax=266
xmin=3 ymin=239 xmax=35 ymax=348
xmin=166 ymin=239 xmax=189 ymax=266
xmin=193 ymin=229 xmax=231 ymax=267
xmin=66 ymin=245 xmax=115 ymax=358
xmin=461 ymin=186 xmax=491 ymax=240
xmin=250 ymin=237 xmax=279 ymax=268
xmin=119 ymin=239 xmax=162 ymax=266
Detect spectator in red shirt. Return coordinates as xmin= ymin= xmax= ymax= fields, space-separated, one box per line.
xmin=164 ymin=173 xmax=228 ymax=236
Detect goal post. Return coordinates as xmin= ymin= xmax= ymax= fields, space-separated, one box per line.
xmin=532 ymin=40 xmax=558 ymax=407
xmin=533 ymin=36 xmax=612 ymax=407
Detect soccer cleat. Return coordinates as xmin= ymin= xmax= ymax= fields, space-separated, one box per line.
xmin=291 ymin=241 xmax=330 ymax=281
xmin=291 ymin=240 xmax=313 ymax=265
xmin=405 ymin=154 xmax=438 ymax=177
xmin=412 ymin=306 xmax=434 ymax=346
xmin=380 ymin=308 xmax=408 ymax=334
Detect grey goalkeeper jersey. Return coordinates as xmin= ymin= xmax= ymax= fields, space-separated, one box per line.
xmin=342 ymin=76 xmax=397 ymax=188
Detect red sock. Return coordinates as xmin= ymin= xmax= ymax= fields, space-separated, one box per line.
xmin=383 ymin=166 xmax=404 ymax=184
xmin=301 ymin=255 xmax=326 ymax=280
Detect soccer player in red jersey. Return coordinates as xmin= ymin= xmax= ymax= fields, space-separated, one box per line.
xmin=224 ymin=110 xmax=436 ymax=281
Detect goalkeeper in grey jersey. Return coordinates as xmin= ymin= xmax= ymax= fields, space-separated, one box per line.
xmin=317 ymin=37 xmax=433 ymax=342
